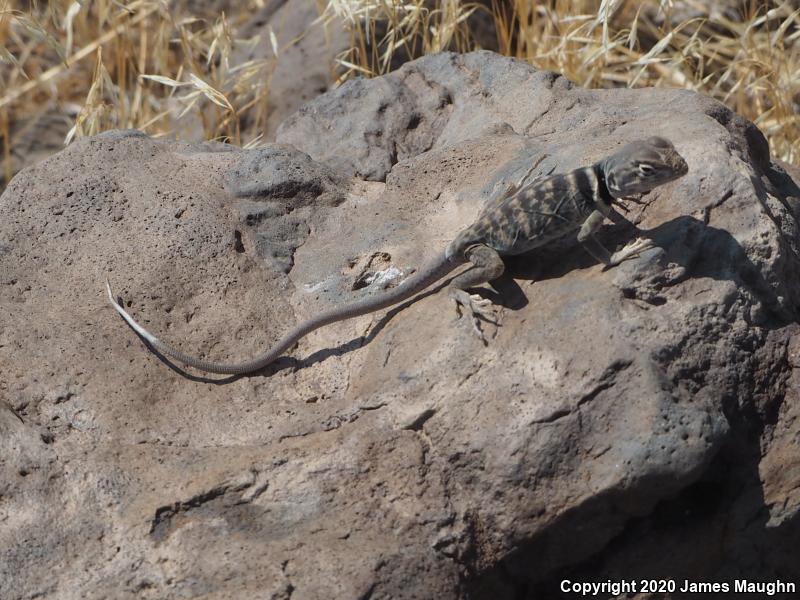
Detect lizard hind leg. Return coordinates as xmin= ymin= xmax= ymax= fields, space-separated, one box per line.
xmin=447 ymin=244 xmax=505 ymax=341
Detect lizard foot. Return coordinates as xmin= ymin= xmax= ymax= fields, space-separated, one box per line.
xmin=450 ymin=289 xmax=497 ymax=341
xmin=609 ymin=237 xmax=655 ymax=267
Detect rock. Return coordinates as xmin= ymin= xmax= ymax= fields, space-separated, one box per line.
xmin=1 ymin=51 xmax=799 ymax=598
xmin=237 ymin=0 xmax=350 ymax=140
xmin=225 ymin=144 xmax=348 ymax=272
xmin=0 ymin=106 xmax=77 ymax=192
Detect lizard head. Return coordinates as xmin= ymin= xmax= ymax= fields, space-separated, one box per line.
xmin=601 ymin=136 xmax=689 ymax=199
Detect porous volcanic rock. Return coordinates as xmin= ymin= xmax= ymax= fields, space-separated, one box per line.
xmin=1 ymin=51 xmax=799 ymax=599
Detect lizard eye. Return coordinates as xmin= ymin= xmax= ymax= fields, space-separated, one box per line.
xmin=638 ymin=163 xmax=655 ymax=177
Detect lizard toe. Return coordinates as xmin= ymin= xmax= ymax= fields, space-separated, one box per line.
xmin=609 ymin=237 xmax=655 ymax=266
xmin=450 ymin=290 xmax=497 ymax=342
xmin=470 ymin=317 xmax=487 ymax=343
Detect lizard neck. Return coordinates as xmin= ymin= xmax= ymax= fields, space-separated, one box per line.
xmin=592 ymin=163 xmax=615 ymax=216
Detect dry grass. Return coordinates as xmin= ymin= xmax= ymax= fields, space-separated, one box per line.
xmin=324 ymin=0 xmax=480 ymax=75
xmin=1 ymin=0 xmax=798 ymax=189
xmin=326 ymin=0 xmax=800 ymax=165
xmin=0 ymin=0 xmax=279 ymax=185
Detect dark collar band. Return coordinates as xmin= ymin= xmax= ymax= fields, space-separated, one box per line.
xmin=594 ymin=164 xmax=615 ymax=205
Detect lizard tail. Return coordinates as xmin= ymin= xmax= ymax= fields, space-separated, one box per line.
xmin=106 ymin=253 xmax=460 ymax=375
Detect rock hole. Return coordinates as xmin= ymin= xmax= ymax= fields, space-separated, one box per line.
xmin=233 ymin=230 xmax=245 ymax=253
xmin=352 ymin=274 xmax=373 ymax=291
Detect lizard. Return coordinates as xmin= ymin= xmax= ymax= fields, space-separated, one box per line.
xmin=106 ymin=136 xmax=688 ymax=375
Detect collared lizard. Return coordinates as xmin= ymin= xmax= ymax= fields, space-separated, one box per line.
xmin=106 ymin=136 xmax=688 ymax=375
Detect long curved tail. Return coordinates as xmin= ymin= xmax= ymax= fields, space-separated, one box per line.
xmin=106 ymin=253 xmax=459 ymax=375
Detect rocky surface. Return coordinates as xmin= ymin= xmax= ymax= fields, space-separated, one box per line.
xmin=1 ymin=51 xmax=799 ymax=599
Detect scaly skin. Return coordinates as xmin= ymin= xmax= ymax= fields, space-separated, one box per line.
xmin=108 ymin=136 xmax=688 ymax=375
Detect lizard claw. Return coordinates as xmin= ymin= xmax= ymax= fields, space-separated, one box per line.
xmin=450 ymin=289 xmax=497 ymax=341
xmin=609 ymin=237 xmax=655 ymax=266
xmin=468 ymin=295 xmax=498 ymax=323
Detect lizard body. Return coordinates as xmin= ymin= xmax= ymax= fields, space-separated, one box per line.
xmin=107 ymin=136 xmax=688 ymax=375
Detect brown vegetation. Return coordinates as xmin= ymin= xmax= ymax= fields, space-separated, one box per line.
xmin=1 ymin=0 xmax=798 ymax=190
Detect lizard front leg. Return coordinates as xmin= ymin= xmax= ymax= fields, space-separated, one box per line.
xmin=447 ymin=244 xmax=505 ymax=340
xmin=577 ymin=209 xmax=654 ymax=267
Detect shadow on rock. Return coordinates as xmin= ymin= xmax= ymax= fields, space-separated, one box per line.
xmin=510 ymin=214 xmax=793 ymax=327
